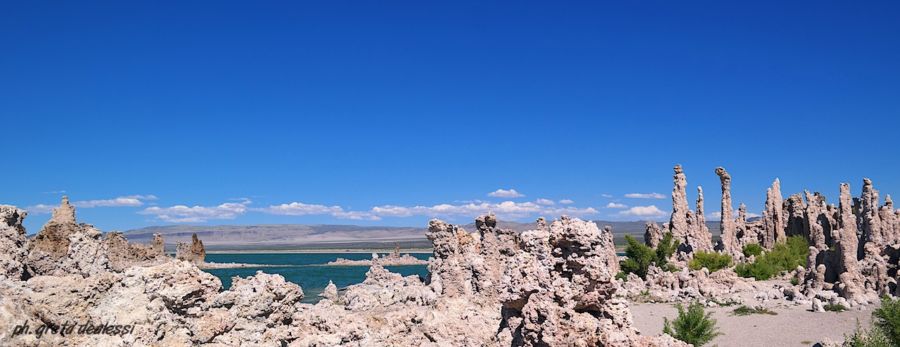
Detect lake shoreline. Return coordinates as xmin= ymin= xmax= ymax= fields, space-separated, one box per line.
xmin=205 ymin=248 xmax=434 ymax=254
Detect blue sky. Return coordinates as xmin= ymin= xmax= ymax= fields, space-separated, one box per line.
xmin=1 ymin=1 xmax=899 ymax=233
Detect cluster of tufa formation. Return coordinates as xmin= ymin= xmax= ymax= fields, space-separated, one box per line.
xmin=175 ymin=233 xmax=206 ymax=264
xmin=0 ymin=198 xmax=684 ymax=346
xmin=642 ymin=166 xmax=900 ymax=308
xmin=326 ymin=246 xmax=427 ymax=266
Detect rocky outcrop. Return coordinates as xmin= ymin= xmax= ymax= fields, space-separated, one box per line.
xmin=0 ymin=205 xmax=28 ymax=280
xmin=694 ymin=186 xmax=713 ymax=251
xmin=104 ymin=232 xmax=167 ymax=271
xmin=645 ymin=221 xmax=663 ymax=248
xmin=498 ymin=216 xmax=682 ymax=346
xmin=3 ymin=205 xmax=685 ymax=346
xmin=25 ymin=197 xmax=110 ymax=277
xmin=763 ymin=178 xmax=786 ymax=248
xmin=25 ymin=197 xmax=170 ymax=276
xmin=665 ymin=165 xmax=713 ymax=254
xmin=175 ymin=233 xmax=206 ymax=264
xmin=716 ymin=167 xmax=740 ymax=258
xmin=669 ymin=165 xmax=691 ymax=243
xmin=327 ymin=248 xmax=427 ymax=266
xmin=833 ymin=183 xmax=871 ymax=304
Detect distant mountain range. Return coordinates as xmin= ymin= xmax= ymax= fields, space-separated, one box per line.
xmin=124 ymin=220 xmax=723 ymax=250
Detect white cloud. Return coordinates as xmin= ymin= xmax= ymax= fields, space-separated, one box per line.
xmin=75 ymin=195 xmax=158 ymax=208
xmin=619 ymin=205 xmax=667 ymax=217
xmin=140 ymin=195 xmax=600 ymax=224
xmin=140 ymin=200 xmax=250 ymax=223
xmin=605 ymin=202 xmax=628 ymax=209
xmin=259 ymin=202 xmax=381 ymax=221
xmin=600 ymin=194 xmax=613 ymax=198
xmin=368 ymin=201 xmax=598 ymax=220
xmin=26 ymin=195 xmax=158 ymax=214
xmin=559 ymin=199 xmax=574 ymax=204
xmin=24 ymin=204 xmax=56 ymax=214
xmin=261 ymin=202 xmax=344 ymax=216
xmin=488 ymin=189 xmax=525 ymax=198
xmin=624 ymin=192 xmax=666 ymax=199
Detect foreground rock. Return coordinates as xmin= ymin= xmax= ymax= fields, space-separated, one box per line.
xmin=0 ymin=200 xmax=683 ymax=346
xmin=0 ymin=205 xmax=28 ymax=280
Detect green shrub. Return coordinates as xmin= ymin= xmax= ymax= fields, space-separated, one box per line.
xmin=845 ymin=322 xmax=892 ymax=347
xmin=731 ymin=305 xmax=777 ymax=316
xmin=742 ymin=243 xmax=764 ymax=258
xmin=825 ymin=303 xmax=848 ymax=312
xmin=735 ymin=236 xmax=809 ymax=280
xmin=790 ymin=277 xmax=800 ymax=286
xmin=873 ymin=296 xmax=900 ymax=345
xmin=663 ymin=302 xmax=722 ymax=346
xmin=655 ymin=232 xmax=677 ymax=268
xmin=689 ymin=252 xmax=733 ymax=272
xmin=620 ymin=233 xmax=677 ymax=279
xmin=620 ymin=235 xmax=656 ymax=279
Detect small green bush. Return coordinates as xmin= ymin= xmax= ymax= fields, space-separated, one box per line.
xmin=620 ymin=233 xmax=677 ymax=279
xmin=790 ymin=277 xmax=800 ymax=286
xmin=656 ymin=232 xmax=677 ymax=268
xmin=620 ymin=235 xmax=656 ymax=279
xmin=663 ymin=302 xmax=722 ymax=346
xmin=731 ymin=305 xmax=776 ymax=316
xmin=873 ymin=296 xmax=900 ymax=345
xmin=735 ymin=236 xmax=809 ymax=280
xmin=826 ymin=304 xmax=848 ymax=312
xmin=845 ymin=322 xmax=892 ymax=347
xmin=742 ymin=243 xmax=764 ymax=258
xmin=689 ymin=252 xmax=733 ymax=272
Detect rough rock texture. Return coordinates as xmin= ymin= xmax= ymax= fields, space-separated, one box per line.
xmin=327 ymin=247 xmax=427 ymax=266
xmin=716 ymin=167 xmax=740 ymax=258
xmin=104 ymin=232 xmax=167 ymax=271
xmin=669 ymin=165 xmax=691 ymax=243
xmin=24 ymin=198 xmax=170 ymax=276
xmin=785 ymin=193 xmax=808 ymax=238
xmin=175 ymin=233 xmax=206 ymax=264
xmin=24 ymin=197 xmax=110 ymax=277
xmin=3 ymin=207 xmax=684 ymax=346
xmin=833 ymin=183 xmax=871 ymax=304
xmin=0 ymin=205 xmax=29 ymax=280
xmin=763 ymin=178 xmax=786 ymax=249
xmin=618 ymin=266 xmax=759 ymax=305
xmin=645 ymin=221 xmax=663 ymax=248
xmin=498 ymin=217 xmax=683 ymax=346
xmin=694 ymin=186 xmax=713 ymax=251
xmin=665 ymin=165 xmax=713 ymax=254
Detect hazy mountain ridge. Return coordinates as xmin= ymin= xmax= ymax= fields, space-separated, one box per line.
xmin=124 ymin=220 xmax=723 ymax=250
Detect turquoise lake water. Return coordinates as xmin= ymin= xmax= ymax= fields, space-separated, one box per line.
xmin=203 ymin=253 xmax=430 ymax=303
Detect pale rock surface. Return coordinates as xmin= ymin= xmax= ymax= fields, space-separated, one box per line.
xmin=716 ymin=167 xmax=740 ymax=258
xmin=0 ymin=205 xmax=28 ymax=280
xmin=175 ymin=233 xmax=206 ymax=264
xmin=645 ymin=221 xmax=663 ymax=248
xmin=763 ymin=178 xmax=785 ymax=248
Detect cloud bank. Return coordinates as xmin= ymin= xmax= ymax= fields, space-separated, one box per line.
xmin=488 ymin=189 xmax=525 ymax=198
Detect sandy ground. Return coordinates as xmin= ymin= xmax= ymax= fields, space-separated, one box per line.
xmin=631 ymin=302 xmax=875 ymax=347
